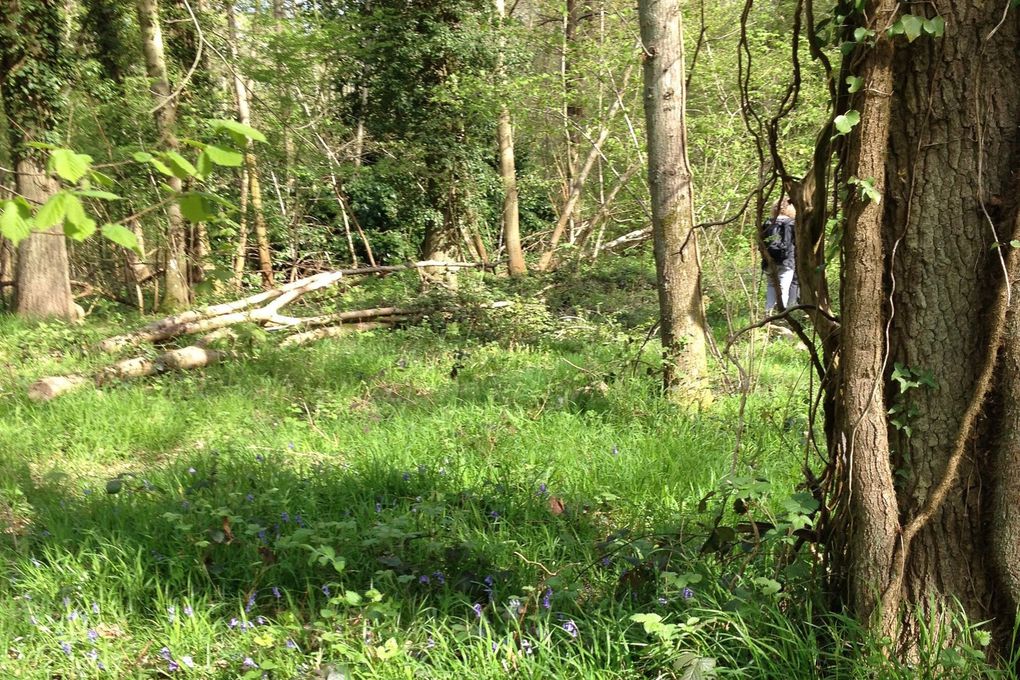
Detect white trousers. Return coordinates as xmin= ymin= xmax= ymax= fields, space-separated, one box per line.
xmin=765 ymin=265 xmax=796 ymax=312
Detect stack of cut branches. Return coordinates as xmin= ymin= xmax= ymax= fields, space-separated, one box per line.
xmin=29 ymin=261 xmax=492 ymax=402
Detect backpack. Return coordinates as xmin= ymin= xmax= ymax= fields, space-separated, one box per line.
xmin=761 ymin=217 xmax=791 ymax=265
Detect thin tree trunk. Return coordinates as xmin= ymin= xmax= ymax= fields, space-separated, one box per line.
xmin=637 ymin=0 xmax=708 ymax=394
xmin=495 ymin=0 xmax=525 ymax=276
xmin=536 ymin=62 xmax=632 ymax=271
xmin=136 ymin=0 xmax=191 ymax=310
xmin=227 ymin=3 xmax=273 ymax=288
xmin=232 ymin=165 xmax=250 ymax=291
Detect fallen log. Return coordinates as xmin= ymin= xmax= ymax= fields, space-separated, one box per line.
xmin=280 ymin=321 xmax=395 ymax=347
xmin=98 ymin=261 xmax=485 ymax=353
xmin=28 ymin=346 xmax=223 ymax=402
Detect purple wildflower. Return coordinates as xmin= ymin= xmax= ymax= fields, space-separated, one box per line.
xmin=542 ymin=588 xmax=552 ymax=609
xmin=271 ymin=586 xmax=281 ymax=600
xmin=242 ymin=657 xmax=258 ymax=669
xmin=246 ymin=494 xmax=255 ymax=503
xmin=600 ymin=556 xmax=612 ymax=567
xmin=508 ymin=598 xmax=521 ymax=610
xmin=62 ymin=596 xmax=70 ymax=607
xmin=484 ymin=575 xmax=494 ymax=587
xmin=294 ymin=514 xmax=303 ymax=527
xmin=419 ymin=575 xmax=430 ymax=585
xmin=87 ymin=629 xmax=98 ymax=642
xmin=167 ymin=606 xmax=176 ymax=623
xmin=321 ymin=584 xmax=330 ymax=596
xmin=91 ymin=602 xmax=100 ymax=614
xmin=521 ymin=638 xmax=534 ymax=655
xmin=432 ymin=571 xmax=446 ymax=584
xmin=68 ymin=610 xmax=78 ymax=621
xmin=182 ymin=656 xmax=195 ymax=668
xmin=168 ymin=661 xmax=180 ymax=672
xmin=682 ymin=587 xmax=694 ymax=600
xmin=562 ymin=619 xmax=579 ymax=638
xmin=472 ymin=603 xmax=483 ymax=618
xmin=255 ymin=616 xmax=268 ymax=625
xmin=375 ymin=502 xmax=382 ymax=513
xmin=538 ymin=483 xmax=548 ymax=496
xmin=658 ymin=597 xmax=668 ymax=606
xmin=245 ymin=593 xmax=256 ymax=612
xmin=160 ymin=647 xmax=173 ymax=662
xmin=426 ymin=637 xmax=436 ymax=649
xmin=286 ymin=639 xmax=298 ymax=650
xmin=402 ymin=472 xmax=411 ymax=481
xmin=60 ymin=641 xmax=72 ymax=656
xmin=281 ymin=511 xmax=289 ymax=524
xmin=87 ymin=648 xmax=98 ymax=661
xmin=228 ymin=617 xmax=240 ymax=629
xmin=257 ymin=529 xmax=267 ymax=543
xmin=183 ymin=605 xmax=193 ymax=617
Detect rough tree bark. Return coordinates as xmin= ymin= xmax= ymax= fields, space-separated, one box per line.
xmin=136 ymin=0 xmax=191 ymax=310
xmin=495 ymin=0 xmax=526 ymax=276
xmin=821 ymin=0 xmax=1020 ymax=655
xmin=0 ymin=0 xmax=77 ymax=320
xmin=637 ymin=0 xmax=708 ymax=394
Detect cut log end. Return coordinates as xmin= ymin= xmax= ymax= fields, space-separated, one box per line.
xmin=28 ymin=375 xmax=88 ymax=402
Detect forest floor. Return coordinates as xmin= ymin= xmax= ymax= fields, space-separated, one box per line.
xmin=0 ymin=274 xmax=980 ymax=678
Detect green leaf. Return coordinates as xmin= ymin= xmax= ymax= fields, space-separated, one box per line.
xmin=132 ymin=151 xmax=154 ymax=163
xmin=179 ymin=193 xmax=214 ymax=222
xmin=343 ymin=590 xmax=363 ymax=606
xmin=35 ymin=191 xmax=74 ymax=228
xmin=0 ymin=199 xmax=33 ymax=245
xmin=159 ymin=151 xmax=199 ymax=179
xmin=845 ymin=76 xmax=864 ymax=93
xmin=148 ymin=157 xmax=175 ymax=177
xmin=90 ymin=170 xmax=116 ymax=188
xmin=833 ymin=110 xmax=861 ymax=135
xmin=76 ymin=189 xmax=122 ymax=201
xmin=101 ymin=223 xmax=142 ymax=255
xmin=65 ymin=216 xmax=97 ymax=241
xmin=195 ymin=151 xmax=213 ymax=179
xmin=1010 ymin=240 xmax=1020 ymax=248
xmin=923 ymin=16 xmax=945 ymax=37
xmin=848 ymin=176 xmax=882 ymax=204
xmin=210 ymin=119 xmax=267 ymax=143
xmin=901 ymin=14 xmax=923 ymax=42
xmin=852 ymin=27 xmax=874 ymax=42
xmin=48 ymin=149 xmax=94 ymax=183
xmin=204 ymin=144 xmax=244 ymax=167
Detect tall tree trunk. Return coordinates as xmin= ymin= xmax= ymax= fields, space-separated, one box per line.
xmin=136 ymin=0 xmax=191 ymax=311
xmin=819 ymin=0 xmax=1020 ymax=656
xmin=0 ymin=0 xmax=77 ymax=320
xmin=637 ymin=0 xmax=708 ymax=394
xmin=227 ymin=2 xmax=273 ymax=288
xmin=14 ymin=160 xmax=77 ymax=320
xmin=232 ymin=165 xmax=250 ymax=291
xmin=495 ymin=0 xmax=526 ymax=276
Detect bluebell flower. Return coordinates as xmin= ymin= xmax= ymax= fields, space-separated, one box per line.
xmin=160 ymin=647 xmax=173 ymax=661
xmin=242 ymin=657 xmax=258 ymax=669
xmin=60 ymin=641 xmax=72 ymax=657
xmin=167 ymin=606 xmax=176 ymax=623
xmin=542 ymin=588 xmax=552 ymax=609
xmin=271 ymin=587 xmax=281 ymax=600
xmin=228 ymin=617 xmax=240 ymax=629
xmin=521 ymin=638 xmax=534 ymax=655
xmin=426 ymin=637 xmax=436 ymax=649
xmin=419 ymin=575 xmax=430 ymax=585
xmin=508 ymin=598 xmax=521 ymax=610
xmin=168 ymin=660 xmax=179 ymax=672
xmin=600 ymin=556 xmax=612 ymax=567
xmin=286 ymin=639 xmax=298 ymax=650
xmin=67 ymin=610 xmax=78 ymax=621
xmin=682 ymin=586 xmax=694 ymax=600
xmin=63 ymin=596 xmax=70 ymax=607
xmin=294 ymin=514 xmax=303 ymax=527
xmin=402 ymin=472 xmax=411 ymax=481
xmin=246 ymin=494 xmax=255 ymax=503
xmin=281 ymin=511 xmax=289 ymax=523
xmin=255 ymin=616 xmax=268 ymax=625
xmin=245 ymin=593 xmax=256 ymax=612
xmin=182 ymin=655 xmax=195 ymax=668
xmin=484 ymin=575 xmax=494 ymax=587
xmin=87 ymin=629 xmax=98 ymax=642
xmin=375 ymin=502 xmax=382 ymax=513
xmin=562 ymin=619 xmax=579 ymax=638
xmin=538 ymin=483 xmax=548 ymax=495
xmin=87 ymin=648 xmax=98 ymax=661
xmin=432 ymin=571 xmax=446 ymax=584
xmin=321 ymin=584 xmax=330 ymax=596
xmin=183 ymin=605 xmax=193 ymax=617
xmin=472 ymin=603 xmax=483 ymax=618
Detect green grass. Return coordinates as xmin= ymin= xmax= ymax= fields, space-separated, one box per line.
xmin=0 ymin=304 xmax=1004 ymax=678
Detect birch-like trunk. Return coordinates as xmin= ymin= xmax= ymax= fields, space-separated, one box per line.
xmin=495 ymin=0 xmax=525 ymax=276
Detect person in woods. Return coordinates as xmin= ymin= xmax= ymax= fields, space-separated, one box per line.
xmin=760 ymin=197 xmax=798 ymax=313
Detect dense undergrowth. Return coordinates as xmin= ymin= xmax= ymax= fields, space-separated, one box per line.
xmin=0 ymin=268 xmax=1008 ymax=678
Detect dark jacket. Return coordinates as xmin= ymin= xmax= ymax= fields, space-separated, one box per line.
xmin=761 ymin=216 xmax=796 ymax=270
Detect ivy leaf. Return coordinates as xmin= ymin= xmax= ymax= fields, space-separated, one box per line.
xmin=845 ymin=76 xmax=864 ymax=93
xmin=35 ymin=191 xmax=74 ymax=228
xmin=0 ymin=199 xmax=33 ymax=245
xmin=849 ymin=176 xmax=882 ymax=204
xmin=204 ymin=144 xmax=244 ymax=167
xmin=48 ymin=149 xmax=94 ymax=183
xmin=852 ymin=27 xmax=874 ymax=42
xmin=833 ymin=110 xmax=861 ymax=135
xmin=901 ymin=14 xmax=923 ymax=42
xmin=923 ymin=16 xmax=945 ymax=38
xmin=101 ymin=223 xmax=142 ymax=255
xmin=1011 ymin=240 xmax=1020 ymax=248
xmin=210 ymin=119 xmax=267 ymax=144
xmin=159 ymin=151 xmax=199 ymax=179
